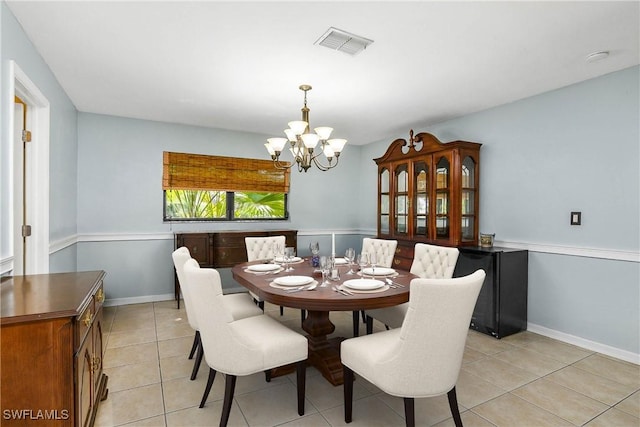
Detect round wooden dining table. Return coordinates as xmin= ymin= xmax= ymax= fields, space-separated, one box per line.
xmin=232 ymin=259 xmax=416 ymax=386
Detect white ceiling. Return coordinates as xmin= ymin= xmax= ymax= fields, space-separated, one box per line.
xmin=6 ymin=1 xmax=639 ymax=145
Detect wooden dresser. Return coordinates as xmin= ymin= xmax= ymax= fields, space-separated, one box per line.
xmin=1 ymin=271 xmax=108 ymax=427
xmin=174 ymin=230 xmax=297 ymax=307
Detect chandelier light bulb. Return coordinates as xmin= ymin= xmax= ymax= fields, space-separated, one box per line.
xmin=284 ymin=129 xmax=297 ymax=142
xmin=314 ymin=127 xmax=333 ymax=140
xmin=301 ymin=133 xmax=320 ymax=149
xmin=264 ymin=143 xmax=276 ymax=156
xmin=267 ymin=137 xmax=287 ymax=152
xmin=288 ymin=121 xmax=308 ymax=136
xmin=328 ymin=138 xmax=347 ymax=153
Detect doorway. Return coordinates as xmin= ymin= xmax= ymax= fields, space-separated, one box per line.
xmin=10 ymin=61 xmax=50 ymax=275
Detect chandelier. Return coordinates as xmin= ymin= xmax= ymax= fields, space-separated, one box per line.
xmin=265 ymin=85 xmax=347 ymax=172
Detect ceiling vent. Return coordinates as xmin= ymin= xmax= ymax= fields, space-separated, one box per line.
xmin=314 ymin=27 xmax=373 ymax=56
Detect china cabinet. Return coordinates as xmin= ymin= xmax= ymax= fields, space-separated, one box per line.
xmin=1 ymin=271 xmax=108 ymax=426
xmin=375 ymin=130 xmax=481 ymax=270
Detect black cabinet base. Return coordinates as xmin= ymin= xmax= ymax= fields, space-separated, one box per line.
xmin=455 ymin=246 xmax=528 ymax=339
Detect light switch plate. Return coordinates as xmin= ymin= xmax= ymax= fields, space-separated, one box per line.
xmin=571 ymin=211 xmax=581 ymax=225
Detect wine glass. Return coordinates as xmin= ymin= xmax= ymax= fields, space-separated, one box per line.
xmin=273 ymin=242 xmax=283 ymax=265
xmin=319 ymin=255 xmax=330 ymax=287
xmin=369 ymin=252 xmax=378 ymax=276
xmin=284 ymin=247 xmax=295 ymax=272
xmin=357 ymin=252 xmax=369 ymax=277
xmin=345 ymin=247 xmax=356 ymax=274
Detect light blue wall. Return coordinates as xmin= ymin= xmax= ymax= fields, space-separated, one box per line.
xmin=76 ymin=113 xmax=365 ymax=297
xmin=362 ymin=66 xmax=640 ymax=355
xmin=1 ymin=2 xmax=78 ymax=272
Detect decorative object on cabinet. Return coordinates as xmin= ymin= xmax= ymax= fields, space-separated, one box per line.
xmin=375 ymin=130 xmax=481 ymax=269
xmin=1 ymin=271 xmax=108 ymax=427
xmin=480 ymin=233 xmax=495 ymax=247
xmin=173 ymin=230 xmax=297 ymax=308
xmin=454 ymin=247 xmax=528 ymax=338
xmin=264 ymin=84 xmax=347 ymax=172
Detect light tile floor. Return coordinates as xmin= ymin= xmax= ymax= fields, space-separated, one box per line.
xmin=95 ymin=300 xmax=640 ymax=427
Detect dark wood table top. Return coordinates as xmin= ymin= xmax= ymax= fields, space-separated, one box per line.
xmin=232 ymin=260 xmax=415 ymax=312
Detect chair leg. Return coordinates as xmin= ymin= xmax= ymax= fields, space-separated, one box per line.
xmin=360 ymin=310 xmax=366 ymax=323
xmin=280 ymin=305 xmax=284 ymax=316
xmin=300 ymin=309 xmax=306 ymax=323
xmin=220 ymin=374 xmax=237 ymax=427
xmin=296 ymin=361 xmax=306 ymax=416
xmin=188 ymin=331 xmax=200 ymax=360
xmin=352 ymin=311 xmax=360 ymax=337
xmin=447 ymin=386 xmax=463 ymax=427
xmin=404 ymin=397 xmax=415 ymax=427
xmin=258 ymin=300 xmax=264 ymax=311
xmin=366 ymin=315 xmax=373 ymax=335
xmin=264 ymin=370 xmax=272 ymax=382
xmin=191 ymin=342 xmax=204 ymax=380
xmin=343 ymin=366 xmax=354 ymax=423
xmin=199 ymin=368 xmax=217 ymax=408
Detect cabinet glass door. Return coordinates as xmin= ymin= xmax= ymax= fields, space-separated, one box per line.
xmin=379 ymin=168 xmax=390 ymax=234
xmin=435 ymin=156 xmax=450 ymax=239
xmin=394 ymin=164 xmax=409 ymax=235
xmin=461 ymin=156 xmax=476 ymax=241
xmin=413 ymin=161 xmax=428 ymax=238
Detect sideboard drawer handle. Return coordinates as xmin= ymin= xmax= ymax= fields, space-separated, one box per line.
xmin=394 ymin=259 xmax=401 ymax=265
xmin=96 ymin=288 xmax=105 ymax=303
xmin=82 ymin=310 xmax=92 ymax=327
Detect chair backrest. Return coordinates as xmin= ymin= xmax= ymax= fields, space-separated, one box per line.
xmin=409 ymin=243 xmax=459 ymax=279
xmin=374 ymin=269 xmax=485 ymax=397
xmin=171 ymin=247 xmax=198 ymax=330
xmin=245 ymin=235 xmax=286 ymax=262
xmin=183 ymin=260 xmax=265 ymax=374
xmin=362 ymin=238 xmax=398 ymax=268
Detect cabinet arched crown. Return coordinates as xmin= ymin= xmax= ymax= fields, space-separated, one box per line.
xmin=374 ymin=131 xmax=481 ymax=268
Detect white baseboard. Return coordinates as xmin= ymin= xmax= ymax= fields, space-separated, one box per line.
xmin=528 ymin=323 xmax=639 ymax=365
xmin=104 ymin=293 xmax=175 ymax=307
xmin=104 ymin=288 xmax=249 ymax=307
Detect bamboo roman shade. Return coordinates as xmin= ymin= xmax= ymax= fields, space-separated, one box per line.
xmin=163 ymin=151 xmax=291 ymax=193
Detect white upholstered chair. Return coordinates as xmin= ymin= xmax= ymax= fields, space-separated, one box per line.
xmin=365 ymin=243 xmax=459 ymax=334
xmin=183 ymin=259 xmax=308 ymax=427
xmin=342 ymin=269 xmax=486 ymax=427
xmin=352 ymin=238 xmax=398 ymax=336
xmin=172 ymin=247 xmax=262 ymax=380
xmin=245 ymin=235 xmax=287 ymax=315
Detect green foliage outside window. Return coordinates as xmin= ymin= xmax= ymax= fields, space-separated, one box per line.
xmin=164 ymin=190 xmax=286 ymax=221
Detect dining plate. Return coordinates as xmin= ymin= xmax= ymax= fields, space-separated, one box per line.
xmin=343 ymin=278 xmax=385 ymax=290
xmin=247 ymin=263 xmax=281 ymax=272
xmin=273 ymin=276 xmax=314 ymax=287
xmin=273 ymin=256 xmax=302 ymax=263
xmin=361 ymin=267 xmax=396 ymax=276
xmin=333 ymin=257 xmax=348 ymax=265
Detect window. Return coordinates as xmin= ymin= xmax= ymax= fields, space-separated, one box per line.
xmin=162 ymin=151 xmax=290 ymax=221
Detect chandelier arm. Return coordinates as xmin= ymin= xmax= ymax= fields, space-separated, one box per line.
xmin=311 ymin=154 xmax=337 ymax=171
xmin=273 ymin=157 xmax=294 ymax=170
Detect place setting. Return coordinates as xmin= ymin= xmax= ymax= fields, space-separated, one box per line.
xmin=243 ymin=263 xmax=284 ymax=275
xmin=269 ymin=275 xmax=318 ymax=292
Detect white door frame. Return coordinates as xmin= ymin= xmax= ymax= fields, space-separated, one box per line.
xmin=10 ymin=61 xmax=50 ymax=274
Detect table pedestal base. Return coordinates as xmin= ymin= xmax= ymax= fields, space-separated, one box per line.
xmin=303 ymin=310 xmax=345 ymax=386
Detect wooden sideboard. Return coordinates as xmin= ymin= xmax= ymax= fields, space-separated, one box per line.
xmin=1 ymin=271 xmax=108 ymax=426
xmin=173 ymin=230 xmax=298 ymax=307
